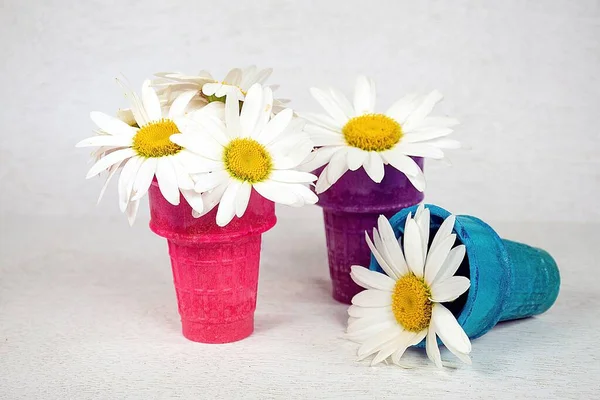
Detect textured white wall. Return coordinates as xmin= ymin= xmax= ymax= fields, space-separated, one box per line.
xmin=1 ymin=0 xmax=598 ymax=222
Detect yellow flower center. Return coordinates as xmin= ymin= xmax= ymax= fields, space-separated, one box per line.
xmin=391 ymin=274 xmax=433 ymax=332
xmin=342 ymin=113 xmax=403 ymax=151
xmin=132 ymin=119 xmax=182 ymax=158
xmin=223 ymin=138 xmax=273 ymax=183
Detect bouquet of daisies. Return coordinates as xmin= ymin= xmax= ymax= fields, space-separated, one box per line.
xmin=78 ymin=67 xmax=317 ymax=343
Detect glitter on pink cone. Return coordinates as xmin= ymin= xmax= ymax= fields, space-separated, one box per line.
xmin=148 ymin=182 xmax=276 ymax=343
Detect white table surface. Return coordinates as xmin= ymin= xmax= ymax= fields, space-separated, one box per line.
xmin=1 ymin=205 xmax=598 ymax=399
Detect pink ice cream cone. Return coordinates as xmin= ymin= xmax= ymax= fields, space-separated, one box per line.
xmin=148 ymin=182 xmax=276 ymax=343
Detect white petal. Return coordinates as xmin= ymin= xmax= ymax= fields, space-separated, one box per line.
xmin=76 ymin=134 xmax=133 ymax=148
xmin=216 ymin=180 xmax=241 ymax=226
xmin=223 ymin=68 xmax=242 ymax=85
xmin=235 ymin=181 xmax=252 ymax=218
xmin=251 ymin=67 xmax=272 ymax=85
xmin=86 ymin=148 xmax=135 ymax=179
xmin=253 ymin=180 xmax=298 ymax=205
xmin=197 ymin=182 xmax=228 ymax=218
xmin=391 ymin=330 xmax=419 ymax=365
xmin=351 ymin=289 xmax=392 ymax=307
xmin=299 ymin=112 xmax=341 ymax=130
xmin=365 ymin=231 xmax=399 ymax=280
xmin=285 ymin=183 xmax=318 ymax=206
xmin=142 ymin=80 xmax=162 ymax=121
xmin=309 ymin=87 xmax=349 ymax=125
xmin=385 ymin=93 xmax=419 ymax=124
xmin=97 ymin=161 xmax=124 ymax=204
xmin=168 ymin=90 xmax=198 ymax=119
xmin=432 ymin=303 xmax=471 ymax=354
xmin=180 ymin=188 xmax=204 ymax=214
xmin=326 ymin=148 xmax=350 ymax=184
xmin=353 ymin=75 xmax=376 ymax=115
xmin=350 ymin=265 xmax=395 ymax=291
xmin=415 ymin=206 xmax=430 ymax=262
xmin=170 ymin=132 xmax=223 ymax=161
xmin=239 ymin=83 xmax=264 ymax=137
xmin=201 ymin=82 xmax=220 ymax=96
xmin=424 ymin=234 xmax=456 ymax=285
xmin=303 ymin=124 xmax=345 ymax=147
xmin=191 ymin=115 xmax=230 ymax=146
xmin=403 ymin=90 xmax=443 ymax=128
xmin=426 ymin=324 xmax=443 ymax=368
xmin=430 ymin=276 xmax=470 ymax=303
xmin=345 ymin=320 xmax=396 ymax=343
xmin=444 ymin=340 xmax=473 ymax=365
xmin=118 ymin=156 xmax=143 ymax=212
xmin=155 ymin=158 xmax=180 ymax=206
xmin=115 ymin=78 xmax=149 ymax=127
xmin=178 ymin=150 xmax=224 ymax=173
xmin=126 ymin=198 xmax=140 ymax=226
xmin=346 ymin=147 xmax=368 ymax=171
xmin=434 ymin=245 xmax=467 ymax=284
xmin=272 ymin=140 xmax=314 ymax=170
xmin=402 ymin=128 xmax=453 ymax=143
xmin=252 ymin=86 xmax=273 ymax=137
xmin=90 ymin=112 xmax=137 ymax=137
xmin=380 ymin=150 xmax=421 ymax=177
xmin=299 ymin=146 xmax=342 ymax=172
xmin=396 ymin=143 xmax=444 ymax=159
xmin=348 ymin=305 xmax=392 ymax=318
xmin=348 ymin=313 xmax=392 ymax=333
xmin=408 ymin=329 xmax=427 ymax=346
xmin=376 ymin=215 xmax=409 ymax=276
xmin=267 ymin=134 xmax=309 ymax=160
xmin=225 ymin=94 xmax=242 ymax=138
xmin=269 ymin=170 xmax=317 ymax=184
xmin=404 ymin=219 xmax=424 ymax=277
xmin=194 ymin=170 xmax=229 ymax=192
xmin=363 ymin=152 xmax=385 ymax=183
xmin=256 ymin=108 xmax=293 ymax=145
xmin=170 ymin=156 xmax=195 ymax=190
xmin=429 ymin=215 xmax=456 ymax=255
xmin=131 ymin=157 xmax=158 ymax=201
xmin=328 ymin=87 xmax=355 ymax=119
xmin=371 ymin=336 xmax=402 ymax=366
xmin=406 ymin=171 xmax=426 ymax=192
xmin=357 ymin=325 xmax=401 ymax=358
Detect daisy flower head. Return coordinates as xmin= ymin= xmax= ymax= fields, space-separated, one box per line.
xmin=301 ymin=76 xmax=460 ymax=194
xmin=77 ymin=79 xmax=212 ymax=225
xmin=154 ymin=66 xmax=289 ymax=110
xmin=347 ymin=204 xmax=471 ymax=368
xmin=170 ymin=82 xmax=318 ymax=227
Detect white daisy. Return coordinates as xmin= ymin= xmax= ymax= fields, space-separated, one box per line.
xmin=301 ymin=76 xmax=460 ymax=193
xmin=77 ymin=79 xmax=213 ymax=225
xmin=154 ymin=66 xmax=289 ymax=110
xmin=347 ymin=205 xmax=471 ymax=368
xmin=170 ymin=83 xmax=318 ymax=227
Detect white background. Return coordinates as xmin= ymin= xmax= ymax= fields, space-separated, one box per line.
xmin=1 ymin=1 xmax=599 ymax=399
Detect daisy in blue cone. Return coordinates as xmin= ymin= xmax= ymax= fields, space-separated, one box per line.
xmin=347 ymin=205 xmax=471 ymax=367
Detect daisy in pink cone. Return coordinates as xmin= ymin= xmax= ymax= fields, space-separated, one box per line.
xmin=170 ymin=83 xmax=317 ymax=227
xmin=77 ymin=80 xmax=214 ymax=224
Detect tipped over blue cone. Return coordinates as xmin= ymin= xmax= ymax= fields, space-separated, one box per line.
xmin=369 ymin=204 xmax=560 ymax=340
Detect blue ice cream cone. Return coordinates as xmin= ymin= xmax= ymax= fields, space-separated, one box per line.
xmin=369 ymin=204 xmax=560 ymax=341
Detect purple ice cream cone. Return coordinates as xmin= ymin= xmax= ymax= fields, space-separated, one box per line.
xmin=316 ymin=159 xmax=424 ymax=304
